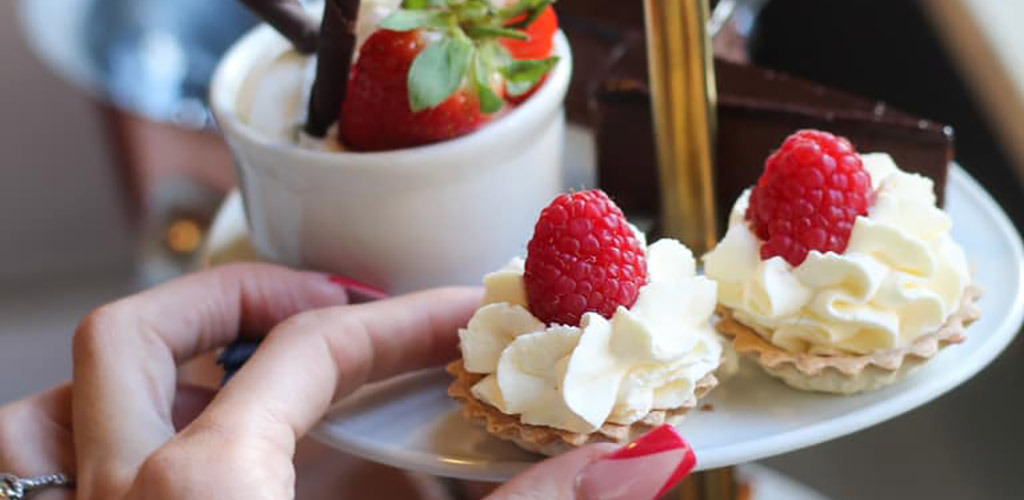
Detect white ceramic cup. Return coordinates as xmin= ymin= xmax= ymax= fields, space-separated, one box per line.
xmin=210 ymin=25 xmax=572 ymax=293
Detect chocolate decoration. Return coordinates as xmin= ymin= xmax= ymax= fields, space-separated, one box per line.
xmin=239 ymin=0 xmax=320 ymax=54
xmin=715 ymin=60 xmax=953 ymax=215
xmin=592 ymin=36 xmax=953 ymax=231
xmin=304 ymin=0 xmax=361 ymax=137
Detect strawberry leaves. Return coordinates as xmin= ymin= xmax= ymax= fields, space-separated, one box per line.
xmin=378 ymin=9 xmax=450 ymax=31
xmin=472 ymin=49 xmax=504 ymax=113
xmin=502 ymin=57 xmax=559 ymax=97
xmin=401 ymin=0 xmax=446 ymax=9
xmin=464 ymin=26 xmax=528 ymax=40
xmin=503 ymin=0 xmax=553 ymax=28
xmin=408 ymin=37 xmax=474 ymax=112
xmin=379 ymin=0 xmax=559 ymax=114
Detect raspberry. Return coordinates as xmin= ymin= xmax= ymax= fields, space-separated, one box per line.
xmin=745 ymin=130 xmax=873 ymax=266
xmin=524 ymin=190 xmax=648 ymax=326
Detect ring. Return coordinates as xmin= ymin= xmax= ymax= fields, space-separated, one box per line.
xmin=0 ymin=472 xmax=73 ymax=500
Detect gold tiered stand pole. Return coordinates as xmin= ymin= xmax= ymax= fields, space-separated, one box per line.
xmin=644 ymin=0 xmax=737 ymax=499
xmin=643 ymin=0 xmax=718 ymax=254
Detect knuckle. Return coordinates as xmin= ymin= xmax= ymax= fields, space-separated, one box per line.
xmin=185 ymin=416 xmax=285 ymax=460
xmin=138 ymin=425 xmax=294 ymax=497
xmin=273 ymin=307 xmax=333 ymax=333
xmin=270 ymin=307 xmax=354 ymax=348
xmin=72 ymin=301 xmax=133 ymax=356
xmin=136 ymin=447 xmax=190 ymax=491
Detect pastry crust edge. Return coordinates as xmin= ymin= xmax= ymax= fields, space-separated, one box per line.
xmin=714 ymin=285 xmax=982 ymax=394
xmin=446 ymin=361 xmax=717 ymax=456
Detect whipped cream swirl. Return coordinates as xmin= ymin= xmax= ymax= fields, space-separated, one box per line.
xmin=459 ymin=239 xmax=722 ymax=434
xmin=704 ymin=153 xmax=970 ymax=355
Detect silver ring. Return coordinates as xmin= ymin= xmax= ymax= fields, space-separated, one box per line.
xmin=0 ymin=472 xmax=73 ymax=500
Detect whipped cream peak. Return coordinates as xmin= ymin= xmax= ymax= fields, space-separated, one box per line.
xmin=460 ymin=302 xmax=543 ymax=373
xmin=462 ymin=238 xmax=722 ymax=433
xmin=481 ymin=258 xmax=527 ymax=307
xmin=704 ymin=153 xmax=969 ymax=355
xmin=496 ymin=325 xmax=592 ymax=431
xmin=646 ymin=238 xmax=696 ymax=283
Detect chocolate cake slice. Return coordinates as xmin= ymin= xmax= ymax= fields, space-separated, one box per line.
xmin=592 ymin=38 xmax=954 ymax=229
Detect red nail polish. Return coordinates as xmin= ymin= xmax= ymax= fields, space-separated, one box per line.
xmin=607 ymin=425 xmax=696 ymax=498
xmin=327 ymin=275 xmax=391 ymax=302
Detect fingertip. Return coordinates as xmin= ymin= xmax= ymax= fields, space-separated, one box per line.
xmin=576 ymin=426 xmax=696 ymax=500
xmin=488 ymin=443 xmax=617 ymax=500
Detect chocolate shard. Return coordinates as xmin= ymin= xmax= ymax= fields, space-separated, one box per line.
xmin=304 ymin=0 xmax=361 ymax=138
xmin=239 ymin=0 xmax=320 ymax=54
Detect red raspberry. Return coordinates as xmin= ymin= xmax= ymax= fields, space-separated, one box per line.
xmin=524 ymin=190 xmax=648 ymax=326
xmin=746 ymin=130 xmax=873 ymax=266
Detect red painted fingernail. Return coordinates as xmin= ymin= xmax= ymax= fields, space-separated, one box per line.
xmin=327 ymin=275 xmax=391 ymax=302
xmin=577 ymin=425 xmax=696 ymax=500
xmin=609 ymin=425 xmax=696 ymax=497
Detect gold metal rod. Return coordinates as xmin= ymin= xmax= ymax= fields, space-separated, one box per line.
xmin=643 ymin=0 xmax=718 ymax=253
xmin=673 ymin=467 xmax=743 ymax=500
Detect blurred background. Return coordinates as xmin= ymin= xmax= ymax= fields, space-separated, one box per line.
xmin=1 ymin=0 xmax=1022 ymax=498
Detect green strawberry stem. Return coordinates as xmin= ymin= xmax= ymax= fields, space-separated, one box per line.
xmin=380 ymin=0 xmax=559 ymax=113
xmin=505 ymin=0 xmax=553 ymax=29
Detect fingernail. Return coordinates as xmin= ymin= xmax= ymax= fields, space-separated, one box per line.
xmin=576 ymin=425 xmax=696 ymax=500
xmin=327 ymin=275 xmax=391 ymax=303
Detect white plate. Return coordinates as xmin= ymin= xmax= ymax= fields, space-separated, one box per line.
xmin=309 ymin=166 xmax=1024 ymax=481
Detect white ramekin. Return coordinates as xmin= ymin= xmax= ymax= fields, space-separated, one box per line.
xmin=211 ymin=26 xmax=572 ymax=293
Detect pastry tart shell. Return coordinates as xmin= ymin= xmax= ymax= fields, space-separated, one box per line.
xmin=446 ymin=360 xmax=717 ymax=456
xmin=714 ymin=285 xmax=982 ymax=394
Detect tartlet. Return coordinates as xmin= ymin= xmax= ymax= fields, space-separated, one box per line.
xmin=449 ymin=190 xmax=724 ymax=454
xmin=704 ymin=130 xmax=978 ymax=394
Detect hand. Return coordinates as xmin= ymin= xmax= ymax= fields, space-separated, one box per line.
xmin=0 ymin=263 xmax=694 ymax=500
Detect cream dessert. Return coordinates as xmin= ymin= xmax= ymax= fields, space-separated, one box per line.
xmin=212 ymin=0 xmax=572 ymax=292
xmin=448 ymin=190 xmax=723 ymax=455
xmin=704 ymin=130 xmax=980 ymax=394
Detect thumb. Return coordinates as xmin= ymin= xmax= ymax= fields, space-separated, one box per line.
xmin=487 ymin=425 xmax=695 ymax=500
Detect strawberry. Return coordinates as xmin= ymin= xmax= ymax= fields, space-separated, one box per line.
xmin=501 ymin=5 xmax=558 ymax=102
xmin=338 ymin=0 xmax=561 ymax=150
xmin=501 ymin=5 xmax=558 ymax=60
xmin=340 ymin=30 xmax=488 ymax=151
